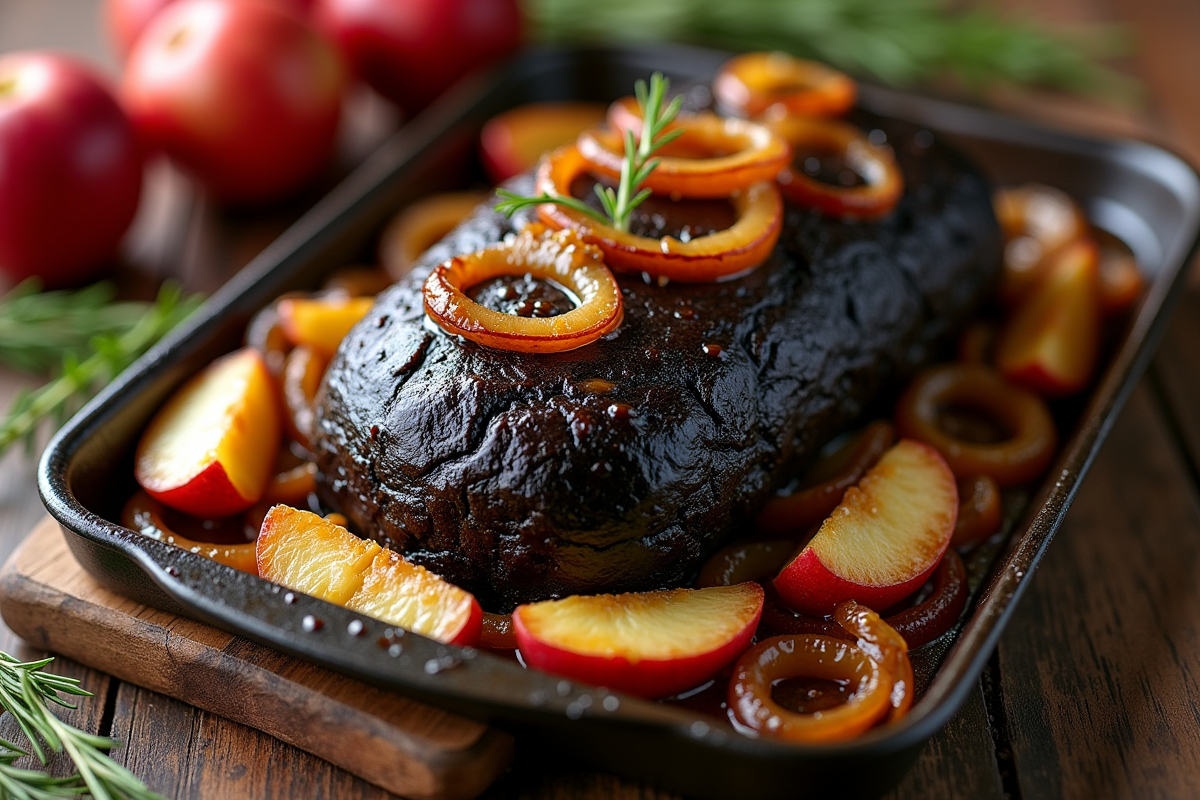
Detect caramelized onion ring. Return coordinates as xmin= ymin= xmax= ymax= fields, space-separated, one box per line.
xmin=714 ymin=52 xmax=857 ymax=120
xmin=696 ymin=540 xmax=796 ymax=589
xmin=759 ymin=552 xmax=968 ymax=651
xmin=281 ymin=346 xmax=328 ymax=450
xmin=263 ymin=462 xmax=318 ymax=506
xmin=895 ymin=364 xmax=1057 ymax=488
xmin=536 ymin=146 xmax=783 ymax=282
xmin=835 ymin=601 xmax=913 ymax=721
xmin=729 ymin=601 xmax=908 ymax=742
xmin=122 ymin=491 xmax=258 ymax=575
xmin=878 ymin=551 xmax=968 ymax=651
xmin=380 ymin=192 xmax=488 ymax=281
xmin=423 ymin=223 xmax=623 ymax=353
xmin=755 ymin=421 xmax=894 ymax=536
xmin=952 ymin=475 xmax=1003 ymax=548
xmin=577 ymin=115 xmax=790 ymax=198
xmin=773 ymin=117 xmax=903 ymax=219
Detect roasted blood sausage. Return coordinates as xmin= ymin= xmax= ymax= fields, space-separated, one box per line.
xmin=313 ymin=121 xmax=1001 ymax=609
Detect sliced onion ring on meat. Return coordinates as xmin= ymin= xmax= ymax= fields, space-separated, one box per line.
xmin=577 ymin=114 xmax=791 ymax=198
xmin=536 ymin=145 xmax=783 ymax=282
xmin=714 ymin=52 xmax=857 ymax=120
xmin=423 ymin=223 xmax=623 ymax=353
xmin=773 ymin=116 xmax=903 ymax=219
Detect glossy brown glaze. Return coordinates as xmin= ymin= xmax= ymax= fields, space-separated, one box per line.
xmin=313 ymin=119 xmax=1000 ymax=608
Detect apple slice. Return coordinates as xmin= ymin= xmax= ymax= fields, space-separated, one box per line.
xmin=773 ymin=439 xmax=957 ymax=617
xmin=256 ymin=506 xmax=482 ymax=646
xmin=513 ymin=583 xmax=764 ymax=699
xmin=479 ymin=102 xmax=607 ymax=183
xmin=135 ymin=348 xmax=281 ymax=517
xmin=349 ymin=549 xmax=483 ymax=646
xmin=277 ymin=296 xmax=375 ymax=359
xmin=995 ymin=237 xmax=1101 ymax=397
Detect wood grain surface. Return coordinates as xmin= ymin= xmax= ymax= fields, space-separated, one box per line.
xmin=0 ymin=0 xmax=1197 ymax=798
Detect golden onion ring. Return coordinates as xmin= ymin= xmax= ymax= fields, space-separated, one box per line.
xmin=423 ymin=223 xmax=623 ymax=353
xmin=729 ymin=602 xmax=909 ymax=742
xmin=380 ymin=191 xmax=489 ymax=281
xmin=536 ymin=145 xmax=783 ymax=282
xmin=577 ymin=114 xmax=791 ymax=198
xmin=894 ymin=364 xmax=1058 ymax=488
xmin=773 ymin=117 xmax=904 ymax=219
xmin=714 ymin=52 xmax=857 ymax=120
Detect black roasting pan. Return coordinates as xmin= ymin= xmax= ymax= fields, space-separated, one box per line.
xmin=36 ymin=44 xmax=1200 ymax=799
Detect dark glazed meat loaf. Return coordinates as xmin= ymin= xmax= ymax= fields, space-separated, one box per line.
xmin=313 ymin=119 xmax=1001 ymax=609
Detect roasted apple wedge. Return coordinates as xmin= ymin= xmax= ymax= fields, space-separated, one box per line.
xmin=257 ymin=506 xmax=482 ymax=646
xmin=773 ymin=440 xmax=957 ymax=617
xmin=995 ymin=237 xmax=1101 ymax=397
xmin=135 ymin=347 xmax=281 ymax=517
xmin=277 ymin=296 xmax=375 ymax=358
xmin=349 ymin=549 xmax=483 ymax=647
xmin=513 ymin=583 xmax=764 ymax=699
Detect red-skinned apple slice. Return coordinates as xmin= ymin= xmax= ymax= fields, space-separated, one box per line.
xmin=513 ymin=583 xmax=764 ymax=699
xmin=135 ymin=347 xmax=281 ymax=517
xmin=256 ymin=506 xmax=482 ymax=646
xmin=773 ymin=440 xmax=957 ymax=617
xmin=995 ymin=237 xmax=1102 ymax=397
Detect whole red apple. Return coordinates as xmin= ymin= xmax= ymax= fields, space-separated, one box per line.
xmin=104 ymin=0 xmax=315 ymax=59
xmin=0 ymin=53 xmax=142 ymax=286
xmin=121 ymin=0 xmax=345 ymax=204
xmin=314 ymin=0 xmax=521 ymax=114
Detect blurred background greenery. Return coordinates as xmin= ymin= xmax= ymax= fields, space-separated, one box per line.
xmin=525 ymin=0 xmax=1136 ymax=103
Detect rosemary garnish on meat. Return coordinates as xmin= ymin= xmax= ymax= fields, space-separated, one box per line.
xmin=494 ymin=71 xmax=684 ymax=232
xmin=0 ymin=652 xmax=164 ymax=800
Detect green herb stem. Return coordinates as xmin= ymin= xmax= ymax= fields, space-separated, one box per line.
xmin=0 ymin=283 xmax=201 ymax=458
xmin=0 ymin=653 xmax=163 ymax=800
xmin=495 ymin=71 xmax=684 ymax=231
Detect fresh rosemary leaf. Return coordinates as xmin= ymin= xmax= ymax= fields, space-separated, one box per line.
xmin=0 ymin=281 xmax=154 ymax=376
xmin=526 ymin=0 xmax=1135 ymax=101
xmin=496 ymin=71 xmax=682 ymax=231
xmin=0 ymin=653 xmax=164 ymax=800
xmin=0 ymin=282 xmax=202 ymax=459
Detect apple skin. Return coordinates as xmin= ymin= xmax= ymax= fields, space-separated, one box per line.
xmin=513 ymin=584 xmax=764 ymax=699
xmin=773 ymin=439 xmax=957 ymax=618
xmin=135 ymin=348 xmax=281 ymax=517
xmin=313 ymin=0 xmax=521 ymax=114
xmin=774 ymin=547 xmax=939 ymax=620
xmin=0 ymin=53 xmax=142 ymax=286
xmin=105 ymin=0 xmax=313 ymax=58
xmin=121 ymin=0 xmax=345 ymax=204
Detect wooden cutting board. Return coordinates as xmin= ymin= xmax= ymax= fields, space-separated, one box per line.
xmin=0 ymin=518 xmax=514 ymax=800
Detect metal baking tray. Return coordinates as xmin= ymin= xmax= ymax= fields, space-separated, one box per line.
xmin=36 ymin=44 xmax=1200 ymax=799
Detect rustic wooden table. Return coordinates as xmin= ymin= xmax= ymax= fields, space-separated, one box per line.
xmin=1 ymin=1 xmax=1198 ymax=797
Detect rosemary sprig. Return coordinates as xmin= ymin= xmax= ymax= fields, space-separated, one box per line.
xmin=0 ymin=653 xmax=163 ymax=800
xmin=495 ymin=71 xmax=684 ymax=232
xmin=0 ymin=745 xmax=87 ymax=800
xmin=526 ymin=0 xmax=1136 ymax=103
xmin=0 ymin=281 xmax=155 ymax=376
xmin=0 ymin=282 xmax=202 ymax=458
